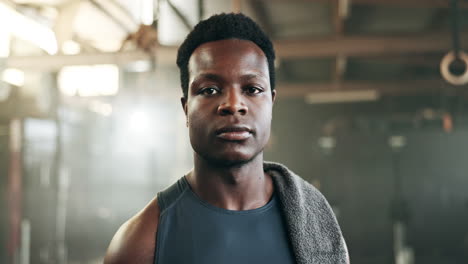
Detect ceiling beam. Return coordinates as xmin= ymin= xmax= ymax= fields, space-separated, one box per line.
xmin=349 ymin=0 xmax=468 ymax=8
xmin=277 ymin=79 xmax=467 ymax=98
xmin=275 ymin=32 xmax=468 ymax=59
xmin=357 ymin=54 xmax=442 ymax=67
xmin=167 ymin=0 xmax=193 ymax=30
xmin=269 ymin=0 xmax=468 ymax=8
xmin=88 ymin=0 xmax=132 ymax=33
xmin=5 ymin=47 xmax=176 ymax=71
xmin=6 ymin=32 xmax=467 ymax=71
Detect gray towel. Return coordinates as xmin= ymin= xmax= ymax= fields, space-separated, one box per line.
xmin=265 ymin=162 xmax=350 ymax=264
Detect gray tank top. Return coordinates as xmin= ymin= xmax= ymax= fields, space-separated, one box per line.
xmin=154 ymin=176 xmax=296 ymax=264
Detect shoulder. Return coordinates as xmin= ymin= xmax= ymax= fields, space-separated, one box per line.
xmin=265 ymin=161 xmax=337 ymax=222
xmin=266 ymin=161 xmax=349 ymax=261
xmin=264 ymin=161 xmax=319 ymax=194
xmin=104 ymin=197 xmax=160 ymax=264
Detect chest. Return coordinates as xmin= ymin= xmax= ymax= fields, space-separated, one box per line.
xmin=155 ymin=192 xmax=296 ymax=264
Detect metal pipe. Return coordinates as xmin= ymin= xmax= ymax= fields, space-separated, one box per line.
xmin=166 ymin=0 xmax=192 ymax=30
xmin=88 ymin=0 xmax=133 ymax=33
xmin=451 ymin=0 xmax=461 ymax=58
xmin=198 ymin=0 xmax=204 ymax=21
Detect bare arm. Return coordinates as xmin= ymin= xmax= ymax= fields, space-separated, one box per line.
xmin=104 ymin=197 xmax=160 ymax=264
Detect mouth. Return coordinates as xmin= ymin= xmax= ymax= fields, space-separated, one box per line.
xmin=215 ymin=125 xmax=253 ymax=141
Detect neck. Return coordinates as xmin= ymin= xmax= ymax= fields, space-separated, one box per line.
xmin=186 ymin=153 xmax=274 ymax=211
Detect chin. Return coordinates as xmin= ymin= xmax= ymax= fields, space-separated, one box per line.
xmin=198 ymin=149 xmax=260 ymax=168
xmin=213 ymin=159 xmax=251 ymax=168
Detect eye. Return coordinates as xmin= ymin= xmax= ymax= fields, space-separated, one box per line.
xmin=200 ymin=87 xmax=219 ymax=95
xmin=245 ymin=86 xmax=263 ymax=95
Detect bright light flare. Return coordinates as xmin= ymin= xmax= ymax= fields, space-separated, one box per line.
xmin=2 ymin=68 xmax=25 ymax=86
xmin=141 ymin=0 xmax=154 ymax=25
xmin=0 ymin=2 xmax=58 ymax=55
xmin=58 ymin=65 xmax=119 ymax=97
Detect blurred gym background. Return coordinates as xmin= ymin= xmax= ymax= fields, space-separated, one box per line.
xmin=1 ymin=0 xmax=468 ymax=263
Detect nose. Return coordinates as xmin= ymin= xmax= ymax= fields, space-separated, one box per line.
xmin=217 ymin=89 xmax=248 ymax=116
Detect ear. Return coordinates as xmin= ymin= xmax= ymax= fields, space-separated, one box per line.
xmin=180 ymin=96 xmax=188 ymax=116
xmin=271 ymin=89 xmax=277 ymax=103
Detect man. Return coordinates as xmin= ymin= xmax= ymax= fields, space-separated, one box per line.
xmin=104 ymin=13 xmax=349 ymax=264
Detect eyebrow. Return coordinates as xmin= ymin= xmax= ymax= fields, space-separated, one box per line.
xmin=240 ymin=73 xmax=268 ymax=82
xmin=194 ymin=72 xmax=267 ymax=83
xmin=194 ymin=73 xmax=224 ymax=83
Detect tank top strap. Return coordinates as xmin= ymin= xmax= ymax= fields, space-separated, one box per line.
xmin=157 ymin=176 xmax=189 ymax=213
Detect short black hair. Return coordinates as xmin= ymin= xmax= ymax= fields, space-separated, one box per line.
xmin=176 ymin=13 xmax=276 ymax=98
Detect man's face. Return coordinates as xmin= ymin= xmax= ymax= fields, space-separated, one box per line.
xmin=182 ymin=38 xmax=276 ymax=166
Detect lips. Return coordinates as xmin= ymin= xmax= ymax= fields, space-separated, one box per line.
xmin=215 ymin=126 xmax=252 ymax=141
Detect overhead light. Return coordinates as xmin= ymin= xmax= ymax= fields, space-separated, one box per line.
xmin=58 ymin=65 xmax=119 ymax=97
xmin=2 ymin=68 xmax=25 ymax=86
xmin=124 ymin=60 xmax=152 ymax=72
xmin=0 ymin=2 xmax=58 ymax=55
xmin=318 ymin=136 xmax=336 ymax=150
xmin=388 ymin=135 xmax=406 ymax=150
xmin=305 ymin=90 xmax=379 ymax=104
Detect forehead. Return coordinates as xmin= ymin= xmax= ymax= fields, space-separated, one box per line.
xmin=188 ymin=39 xmax=269 ymax=81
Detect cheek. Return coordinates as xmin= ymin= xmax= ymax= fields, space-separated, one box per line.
xmin=187 ymin=102 xmax=211 ymax=134
xmin=256 ymin=106 xmax=273 ymax=139
xmin=186 ymin=100 xmax=201 ymax=122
